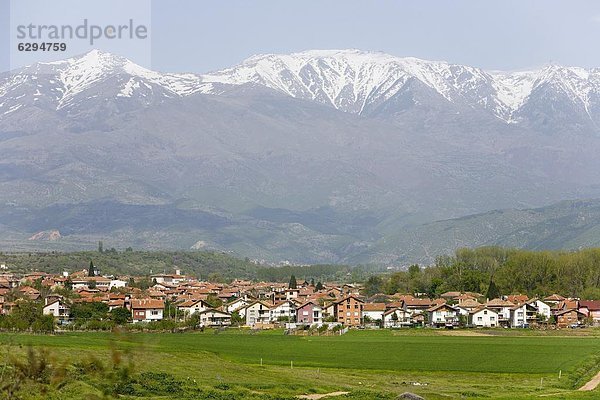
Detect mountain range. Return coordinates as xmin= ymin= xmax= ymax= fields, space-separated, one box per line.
xmin=2 ymin=49 xmax=600 ymax=264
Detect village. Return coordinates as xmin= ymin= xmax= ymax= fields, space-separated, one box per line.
xmin=0 ymin=262 xmax=595 ymax=333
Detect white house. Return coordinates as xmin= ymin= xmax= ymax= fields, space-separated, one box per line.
xmin=243 ymin=301 xmax=271 ymax=326
xmin=70 ymin=277 xmax=110 ymax=290
xmin=177 ymin=299 xmax=211 ymax=317
xmin=109 ymin=279 xmax=128 ymax=289
xmin=470 ymin=307 xmax=499 ymax=328
xmin=198 ymin=309 xmax=231 ymax=327
xmin=226 ymin=298 xmax=251 ymax=316
xmin=427 ymin=303 xmax=459 ymax=327
xmin=485 ymin=299 xmax=514 ymax=326
xmin=42 ymin=299 xmax=70 ymax=323
xmin=270 ymin=300 xmax=297 ymax=322
xmin=509 ymin=304 xmax=528 ymax=327
xmin=323 ymin=302 xmax=336 ymax=318
xmin=454 ymin=304 xmax=471 ymax=317
xmin=530 ymin=299 xmax=552 ymax=321
xmin=150 ymin=272 xmax=186 ymax=286
xmin=383 ymin=307 xmax=412 ymax=328
xmin=363 ymin=303 xmax=385 ymax=323
xmin=284 ymin=289 xmax=300 ymax=300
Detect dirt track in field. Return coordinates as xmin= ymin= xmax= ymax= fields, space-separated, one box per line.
xmin=579 ymin=371 xmax=600 ymax=391
xmin=297 ymin=391 xmax=349 ymax=399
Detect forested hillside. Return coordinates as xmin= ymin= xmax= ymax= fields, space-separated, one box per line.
xmin=0 ymin=250 xmax=372 ymax=283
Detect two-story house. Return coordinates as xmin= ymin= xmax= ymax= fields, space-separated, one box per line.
xmin=470 ymin=307 xmax=499 ymax=328
xmin=296 ymin=301 xmax=323 ymax=325
xmin=131 ymin=299 xmax=164 ymax=323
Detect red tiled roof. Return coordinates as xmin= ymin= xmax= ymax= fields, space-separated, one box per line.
xmin=580 ymin=300 xmax=600 ymax=311
xmin=363 ymin=303 xmax=386 ymax=312
xmin=403 ymin=298 xmax=432 ymax=307
xmin=131 ymin=299 xmax=164 ymax=309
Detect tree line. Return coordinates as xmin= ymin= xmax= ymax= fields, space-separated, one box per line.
xmin=0 ymin=250 xmax=373 ymax=283
xmin=363 ymin=247 xmax=600 ymax=299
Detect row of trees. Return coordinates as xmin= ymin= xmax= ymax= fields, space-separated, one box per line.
xmin=364 ymin=247 xmax=600 ymax=299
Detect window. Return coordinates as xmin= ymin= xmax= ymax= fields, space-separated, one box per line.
xmin=484 ymin=310 xmax=487 ymax=315
xmin=477 ymin=316 xmax=482 ymax=321
xmin=346 ymin=312 xmax=351 ymax=316
xmin=354 ymin=312 xmax=358 ymax=316
xmin=303 ymin=311 xmax=309 ymax=316
xmin=490 ymin=316 xmax=495 ymax=321
xmin=151 ymin=310 xmax=159 ymax=316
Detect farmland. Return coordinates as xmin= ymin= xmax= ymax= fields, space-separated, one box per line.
xmin=1 ymin=329 xmax=600 ymax=399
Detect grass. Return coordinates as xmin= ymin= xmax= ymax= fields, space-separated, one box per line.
xmin=1 ymin=329 xmax=600 ymax=399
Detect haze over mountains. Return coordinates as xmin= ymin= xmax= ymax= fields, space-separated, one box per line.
xmin=2 ymin=49 xmax=600 ymax=264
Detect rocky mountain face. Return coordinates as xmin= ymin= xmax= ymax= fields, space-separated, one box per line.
xmin=2 ymin=50 xmax=600 ymax=264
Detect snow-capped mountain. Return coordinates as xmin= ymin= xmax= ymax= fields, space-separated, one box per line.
xmin=3 ymin=49 xmax=600 ymax=133
xmin=200 ymin=49 xmax=600 ymax=127
xmin=0 ymin=50 xmax=213 ymax=118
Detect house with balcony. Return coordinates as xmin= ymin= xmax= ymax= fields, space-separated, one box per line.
xmin=427 ymin=303 xmax=459 ymax=327
xmin=383 ymin=307 xmax=412 ymax=328
xmin=269 ymin=300 xmax=297 ymax=322
xmin=42 ymin=298 xmax=70 ymax=323
xmin=242 ymin=300 xmax=272 ymax=326
xmin=485 ymin=298 xmax=514 ymax=327
xmin=197 ymin=309 xmax=231 ymax=327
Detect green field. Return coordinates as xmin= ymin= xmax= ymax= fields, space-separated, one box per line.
xmin=1 ymin=329 xmax=600 ymax=399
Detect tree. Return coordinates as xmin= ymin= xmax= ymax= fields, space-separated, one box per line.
xmin=32 ymin=314 xmax=54 ymax=333
xmin=98 ymin=241 xmax=103 ymax=253
xmin=70 ymin=302 xmax=109 ymax=321
xmin=364 ymin=276 xmax=384 ymax=296
xmin=230 ymin=311 xmax=243 ymax=326
xmin=185 ymin=312 xmax=201 ymax=328
xmin=310 ymin=278 xmax=315 ymax=286
xmin=88 ymin=260 xmax=96 ymax=277
xmin=110 ymin=307 xmax=132 ymax=325
xmin=408 ymin=264 xmax=421 ymax=279
xmin=289 ymin=275 xmax=297 ymax=289
xmin=316 ymin=281 xmax=323 ymax=291
xmin=9 ymin=300 xmax=42 ymax=331
xmin=486 ymin=278 xmax=500 ymax=300
xmin=206 ymin=294 xmax=223 ymax=308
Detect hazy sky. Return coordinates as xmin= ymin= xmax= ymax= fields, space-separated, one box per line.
xmin=3 ymin=0 xmax=600 ymax=73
